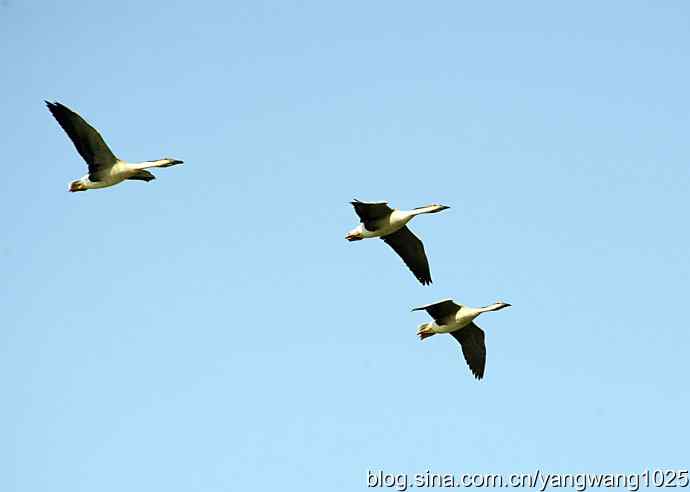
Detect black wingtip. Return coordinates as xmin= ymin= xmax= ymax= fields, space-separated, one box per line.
xmin=45 ymin=101 xmax=69 ymax=112
xmin=465 ymin=363 xmax=484 ymax=380
xmin=45 ymin=101 xmax=62 ymax=115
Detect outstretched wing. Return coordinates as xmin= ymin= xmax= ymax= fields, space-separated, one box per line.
xmin=450 ymin=322 xmax=486 ymax=380
xmin=412 ymin=299 xmax=462 ymax=322
xmin=126 ymin=170 xmax=156 ymax=182
xmin=381 ymin=226 xmax=432 ymax=285
xmin=350 ymin=199 xmax=394 ymax=230
xmin=45 ymin=101 xmax=118 ymax=180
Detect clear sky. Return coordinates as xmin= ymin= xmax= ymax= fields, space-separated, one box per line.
xmin=2 ymin=1 xmax=689 ymax=490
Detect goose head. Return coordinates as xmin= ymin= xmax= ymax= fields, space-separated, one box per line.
xmin=429 ymin=204 xmax=450 ymax=213
xmin=416 ymin=203 xmax=450 ymax=213
xmin=157 ymin=158 xmax=184 ymax=168
xmin=69 ymin=180 xmax=87 ymax=192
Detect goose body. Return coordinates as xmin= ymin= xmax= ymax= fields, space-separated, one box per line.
xmin=348 ymin=209 xmax=421 ymax=238
xmin=414 ymin=299 xmax=511 ymax=379
xmin=45 ymin=101 xmax=183 ymax=192
xmin=346 ymin=199 xmax=449 ymax=285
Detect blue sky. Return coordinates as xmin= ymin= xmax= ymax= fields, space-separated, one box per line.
xmin=2 ymin=1 xmax=689 ymax=490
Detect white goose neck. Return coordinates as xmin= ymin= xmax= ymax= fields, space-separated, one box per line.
xmin=478 ymin=302 xmax=505 ymax=313
xmin=129 ymin=159 xmax=171 ymax=171
xmin=410 ymin=205 xmax=441 ymax=216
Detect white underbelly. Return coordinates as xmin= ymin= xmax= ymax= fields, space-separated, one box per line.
xmin=435 ymin=314 xmax=477 ymax=333
xmin=85 ymin=174 xmax=126 ymax=189
xmin=363 ymin=224 xmax=402 ymax=238
xmin=364 ymin=213 xmax=411 ymax=238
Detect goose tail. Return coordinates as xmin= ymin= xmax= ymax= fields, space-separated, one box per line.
xmin=417 ymin=323 xmax=436 ymax=341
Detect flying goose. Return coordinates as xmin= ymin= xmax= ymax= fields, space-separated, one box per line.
xmin=414 ymin=299 xmax=511 ymax=379
xmin=45 ymin=101 xmax=183 ymax=192
xmin=346 ymin=199 xmax=449 ymax=285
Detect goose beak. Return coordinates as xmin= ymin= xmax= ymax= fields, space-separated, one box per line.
xmin=159 ymin=159 xmax=184 ymax=167
xmin=345 ymin=232 xmax=362 ymax=241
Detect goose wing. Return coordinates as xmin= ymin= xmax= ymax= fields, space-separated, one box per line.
xmin=381 ymin=226 xmax=432 ymax=285
xmin=45 ymin=101 xmax=118 ymax=181
xmin=350 ymin=199 xmax=394 ymax=230
xmin=412 ymin=299 xmax=462 ymax=322
xmin=126 ymin=170 xmax=156 ymax=182
xmin=450 ymin=322 xmax=486 ymax=380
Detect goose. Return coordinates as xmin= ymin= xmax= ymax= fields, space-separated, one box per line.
xmin=414 ymin=299 xmax=511 ymax=379
xmin=346 ymin=199 xmax=449 ymax=285
xmin=45 ymin=101 xmax=183 ymax=192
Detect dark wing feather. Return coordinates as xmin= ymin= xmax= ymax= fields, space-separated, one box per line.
xmin=412 ymin=299 xmax=461 ymax=322
xmin=381 ymin=226 xmax=432 ymax=285
xmin=450 ymin=322 xmax=486 ymax=380
xmin=126 ymin=170 xmax=156 ymax=182
xmin=45 ymin=101 xmax=118 ymax=180
xmin=350 ymin=199 xmax=394 ymax=230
